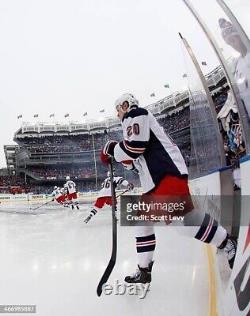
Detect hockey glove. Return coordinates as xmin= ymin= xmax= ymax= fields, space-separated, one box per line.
xmin=100 ymin=140 xmax=118 ymax=164
xmin=127 ymin=183 xmax=134 ymax=191
xmin=122 ymin=160 xmax=139 ymax=174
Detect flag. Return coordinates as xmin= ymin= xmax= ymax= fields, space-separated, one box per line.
xmin=164 ymin=84 xmax=170 ymax=88
xmin=182 ymin=74 xmax=187 ymax=78
xmin=201 ymin=61 xmax=207 ymax=66
xmin=99 ymin=109 xmax=105 ymax=113
xmin=34 ymin=114 xmax=39 ymax=118
xmin=83 ymin=112 xmax=87 ymax=116
xmin=49 ymin=113 xmax=55 ymax=118
xmin=17 ymin=114 xmax=22 ymax=119
xmin=150 ymin=93 xmax=155 ymax=97
xmin=64 ymin=113 xmax=69 ymax=118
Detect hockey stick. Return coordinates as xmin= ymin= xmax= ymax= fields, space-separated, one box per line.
xmin=97 ymin=158 xmax=118 ymax=296
xmin=116 ymin=189 xmax=129 ymax=199
xmin=30 ymin=199 xmax=54 ymax=211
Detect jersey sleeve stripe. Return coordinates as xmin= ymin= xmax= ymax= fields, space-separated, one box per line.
xmin=117 ymin=179 xmax=124 ymax=185
xmin=123 ymin=141 xmax=145 ymax=154
xmin=125 ymin=140 xmax=148 ymax=148
xmin=119 ymin=141 xmax=141 ymax=159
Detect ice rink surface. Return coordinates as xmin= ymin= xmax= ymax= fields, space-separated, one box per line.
xmin=0 ymin=202 xmax=209 ymax=316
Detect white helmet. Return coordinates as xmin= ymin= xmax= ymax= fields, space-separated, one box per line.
xmin=115 ymin=93 xmax=139 ymax=112
xmin=66 ymin=176 xmax=70 ymax=181
xmin=54 ymin=186 xmax=58 ymax=190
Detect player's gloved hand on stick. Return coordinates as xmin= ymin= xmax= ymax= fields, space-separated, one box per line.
xmin=127 ymin=183 xmax=134 ymax=191
xmin=122 ymin=160 xmax=139 ymax=174
xmin=100 ymin=140 xmax=118 ymax=164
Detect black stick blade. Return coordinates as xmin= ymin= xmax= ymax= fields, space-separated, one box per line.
xmin=97 ymin=259 xmax=116 ymax=296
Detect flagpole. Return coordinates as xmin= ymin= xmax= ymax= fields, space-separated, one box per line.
xmin=82 ymin=112 xmax=88 ymax=123
xmin=99 ymin=109 xmax=106 ymax=120
xmin=33 ymin=114 xmax=39 ymax=125
xmin=17 ymin=114 xmax=24 ymax=132
xmin=49 ymin=114 xmax=56 ymax=124
xmin=164 ymin=84 xmax=172 ymax=97
xmin=163 ymin=84 xmax=175 ymax=108
xmin=64 ymin=114 xmax=70 ymax=125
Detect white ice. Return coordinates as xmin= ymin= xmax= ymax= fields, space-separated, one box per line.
xmin=0 ymin=202 xmax=209 ymax=316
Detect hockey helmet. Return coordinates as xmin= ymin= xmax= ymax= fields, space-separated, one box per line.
xmin=115 ymin=93 xmax=139 ymax=112
xmin=66 ymin=175 xmax=70 ymax=181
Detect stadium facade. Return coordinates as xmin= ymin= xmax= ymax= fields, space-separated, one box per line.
xmin=3 ymin=65 xmax=227 ymax=194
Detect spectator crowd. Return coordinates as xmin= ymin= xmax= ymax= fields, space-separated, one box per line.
xmin=2 ymin=87 xmax=245 ymax=195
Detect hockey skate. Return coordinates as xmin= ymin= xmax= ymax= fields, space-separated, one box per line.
xmin=218 ymin=234 xmax=237 ymax=269
xmin=125 ymin=261 xmax=154 ymax=284
xmin=84 ymin=209 xmax=97 ymax=224
xmin=75 ymin=202 xmax=79 ymax=210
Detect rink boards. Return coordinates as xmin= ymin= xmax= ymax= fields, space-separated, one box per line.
xmin=0 ymin=169 xmax=249 ymax=316
xmin=0 ymin=192 xmax=98 ymax=204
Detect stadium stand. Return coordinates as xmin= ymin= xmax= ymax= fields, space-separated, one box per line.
xmin=2 ymin=65 xmax=237 ymax=194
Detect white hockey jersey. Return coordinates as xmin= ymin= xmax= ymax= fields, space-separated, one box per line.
xmin=113 ymin=106 xmax=188 ymax=193
xmin=65 ymin=180 xmax=76 ymax=194
xmin=52 ymin=187 xmax=64 ymax=199
xmin=98 ymin=176 xmax=129 ymax=198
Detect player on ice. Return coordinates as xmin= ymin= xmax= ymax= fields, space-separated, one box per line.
xmin=101 ymin=93 xmax=237 ymax=284
xmin=51 ymin=186 xmax=68 ymax=207
xmin=83 ymin=171 xmax=134 ymax=223
xmin=64 ymin=176 xmax=79 ymax=210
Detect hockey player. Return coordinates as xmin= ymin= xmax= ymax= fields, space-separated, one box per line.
xmin=83 ymin=171 xmax=134 ymax=224
xmin=51 ymin=186 xmax=68 ymax=206
xmin=219 ymin=18 xmax=250 ymax=120
xmin=101 ymin=93 xmax=237 ymax=283
xmin=64 ymin=176 xmax=79 ymax=210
